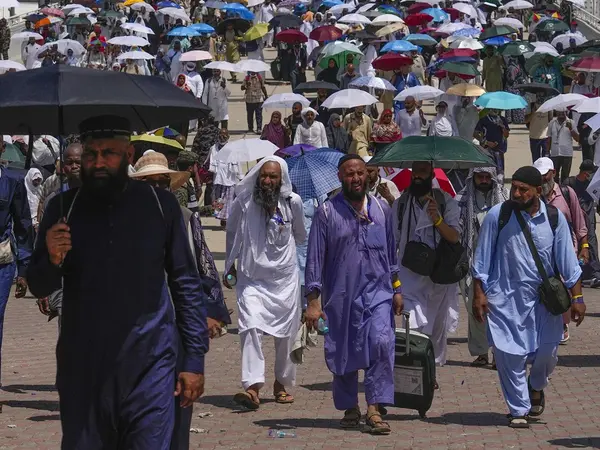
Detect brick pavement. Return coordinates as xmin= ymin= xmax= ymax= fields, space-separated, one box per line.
xmin=1 ymin=222 xmax=600 ymax=450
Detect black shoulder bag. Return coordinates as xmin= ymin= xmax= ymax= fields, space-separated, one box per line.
xmin=514 ymin=209 xmax=571 ymax=316
xmin=401 ymin=199 xmax=437 ymax=276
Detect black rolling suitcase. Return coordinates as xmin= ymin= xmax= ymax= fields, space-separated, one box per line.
xmin=393 ymin=311 xmax=436 ymax=418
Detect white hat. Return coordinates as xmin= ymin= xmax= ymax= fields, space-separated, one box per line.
xmin=130 ymin=150 xmax=190 ymax=190
xmin=533 ymin=157 xmax=554 ymax=175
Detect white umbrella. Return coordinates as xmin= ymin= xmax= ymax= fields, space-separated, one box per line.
xmin=204 ymin=60 xmax=237 ymax=71
xmin=37 ymin=39 xmax=86 ymax=57
xmin=62 ymin=3 xmax=83 ymax=11
xmin=339 ymin=13 xmax=371 ymax=25
xmin=530 ymin=41 xmax=558 ymax=53
xmin=551 ymin=33 xmax=587 ymax=48
xmin=436 ymin=22 xmax=471 ymax=34
xmin=573 ymin=97 xmax=600 ymax=113
xmin=371 ymin=13 xmax=404 ymax=24
xmin=117 ymin=50 xmax=155 ymax=60
xmin=529 ymin=46 xmax=560 ymax=58
xmin=205 ymin=0 xmax=226 ymax=8
xmin=321 ymin=89 xmax=378 ymax=109
xmin=235 ymin=59 xmax=271 ymax=73
xmin=67 ymin=6 xmax=94 ymax=15
xmin=451 ymin=38 xmax=484 ymax=50
xmin=159 ymin=7 xmax=191 ymax=22
xmin=121 ymin=22 xmax=155 ymax=35
xmin=263 ymin=93 xmax=311 ymax=109
xmin=180 ymin=50 xmax=213 ymax=62
xmin=11 ymin=31 xmax=44 ymax=41
xmin=107 ymin=36 xmax=150 ymax=47
xmin=130 ymin=2 xmax=152 ymax=10
xmin=585 ymin=113 xmax=600 ymax=133
xmin=500 ymin=0 xmax=533 ymax=8
xmin=394 ymin=85 xmax=444 ymax=101
xmin=247 ymin=0 xmax=265 ymax=6
xmin=537 ymin=93 xmax=587 ymax=113
xmin=349 ymin=75 xmax=395 ymax=91
xmin=453 ymin=2 xmax=478 ymax=17
xmin=494 ymin=17 xmax=524 ymax=29
xmin=0 ymin=0 xmax=19 ymax=7
xmin=0 ymin=60 xmax=26 ymax=73
xmin=328 ymin=3 xmax=357 ymax=15
xmin=357 ymin=2 xmax=377 ymax=12
xmin=216 ymin=139 xmax=279 ymax=163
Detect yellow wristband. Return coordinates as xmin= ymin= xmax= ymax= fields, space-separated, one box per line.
xmin=582 ymin=243 xmax=590 ymax=248
xmin=392 ymin=280 xmax=401 ymax=289
xmin=572 ymin=294 xmax=583 ymax=299
xmin=434 ymin=216 xmax=443 ymax=227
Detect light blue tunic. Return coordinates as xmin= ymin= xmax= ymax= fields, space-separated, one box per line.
xmin=472 ymin=202 xmax=581 ymax=356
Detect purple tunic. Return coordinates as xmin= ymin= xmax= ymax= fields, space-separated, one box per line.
xmin=305 ymin=193 xmax=399 ymax=376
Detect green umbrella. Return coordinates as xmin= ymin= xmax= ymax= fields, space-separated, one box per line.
xmin=535 ymin=18 xmax=569 ymax=33
xmin=1 ymin=144 xmax=25 ymax=169
xmin=319 ymin=41 xmax=363 ymax=69
xmin=66 ymin=17 xmax=92 ymax=26
xmin=478 ymin=25 xmax=518 ymax=40
xmin=525 ymin=53 xmax=558 ymax=75
xmin=439 ymin=61 xmax=480 ymax=76
xmin=369 ymin=136 xmax=495 ymax=169
xmin=499 ymin=41 xmax=535 ymax=56
xmin=98 ymin=10 xmax=125 ymax=19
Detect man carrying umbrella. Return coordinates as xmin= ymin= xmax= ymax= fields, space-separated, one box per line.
xmin=27 ymin=115 xmax=208 ymax=448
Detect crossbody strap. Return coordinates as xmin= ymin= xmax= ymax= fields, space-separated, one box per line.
xmin=514 ymin=211 xmax=550 ymax=284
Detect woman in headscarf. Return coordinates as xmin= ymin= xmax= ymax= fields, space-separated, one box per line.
xmin=504 ymin=56 xmax=527 ymax=124
xmin=317 ymin=58 xmax=340 ymax=87
xmin=427 ymin=101 xmax=457 ymax=137
xmin=25 ymin=168 xmax=43 ymax=231
xmin=326 ymin=113 xmax=350 ymax=153
xmin=261 ymin=111 xmax=291 ymax=149
xmin=209 ymin=128 xmax=242 ymax=228
xmin=372 ymin=109 xmax=402 ymax=147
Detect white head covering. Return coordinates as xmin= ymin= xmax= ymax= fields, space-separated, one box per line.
xmin=301 ymin=107 xmax=318 ymax=118
xmin=24 ymin=168 xmax=43 ymax=225
xmin=235 ymin=155 xmax=292 ymax=199
xmin=32 ymin=135 xmax=59 ymax=166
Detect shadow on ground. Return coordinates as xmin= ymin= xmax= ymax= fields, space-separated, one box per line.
xmin=29 ymin=414 xmax=60 ymax=422
xmin=2 ymin=384 xmax=56 ymax=394
xmin=547 ymin=437 xmax=600 ymax=448
xmin=253 ymin=417 xmax=345 ymax=430
xmin=2 ymin=400 xmax=59 ymax=412
xmin=557 ymin=355 xmax=600 ymax=367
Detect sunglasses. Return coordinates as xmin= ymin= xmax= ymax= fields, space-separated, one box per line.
xmin=142 ymin=176 xmax=171 ymax=190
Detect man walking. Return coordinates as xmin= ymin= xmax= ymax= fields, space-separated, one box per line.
xmin=305 ymin=154 xmax=402 ymax=435
xmin=547 ymin=111 xmax=579 ymax=183
xmin=473 ymin=166 xmax=585 ymax=428
xmin=224 ymin=156 xmax=305 ymax=410
xmin=27 ymin=115 xmax=208 ymax=448
xmin=241 ymin=71 xmax=268 ymax=134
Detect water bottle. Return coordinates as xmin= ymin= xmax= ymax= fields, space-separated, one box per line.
xmin=226 ymin=272 xmax=237 ymax=287
xmin=268 ymin=429 xmax=296 ymax=438
xmin=317 ymin=317 xmax=329 ymax=334
xmin=213 ymin=198 xmax=225 ymax=217
xmin=579 ymin=258 xmax=585 ymax=266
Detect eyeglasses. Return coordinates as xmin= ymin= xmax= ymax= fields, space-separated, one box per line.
xmin=141 ymin=176 xmax=171 ymax=190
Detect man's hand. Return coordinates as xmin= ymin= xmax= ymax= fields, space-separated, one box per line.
xmin=207 ymin=317 xmax=222 ymax=339
xmin=571 ymin=302 xmax=586 ymax=326
xmin=46 ymin=221 xmax=71 ymax=266
xmin=472 ymin=293 xmax=489 ymax=323
xmin=425 ymin=195 xmax=441 ymax=224
xmin=566 ymin=121 xmax=573 ymax=130
xmin=393 ymin=293 xmax=403 ymax=315
xmin=377 ymin=183 xmax=393 ymax=203
xmin=222 ymin=266 xmax=236 ymax=289
xmin=15 ymin=277 xmax=27 ymax=298
xmin=37 ymin=297 xmax=52 ymax=316
xmin=579 ymin=247 xmax=590 ymax=264
xmin=304 ymin=303 xmax=326 ymax=331
xmin=174 ymin=372 xmax=205 ymax=408
xmin=486 ymin=141 xmax=498 ymax=149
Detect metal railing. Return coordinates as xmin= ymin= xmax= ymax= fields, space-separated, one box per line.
xmin=573 ymin=3 xmax=600 ymax=29
xmin=7 ymin=2 xmax=59 ymax=29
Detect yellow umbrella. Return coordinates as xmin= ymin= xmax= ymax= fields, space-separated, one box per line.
xmin=243 ymin=23 xmax=269 ymax=42
xmin=446 ymin=84 xmax=486 ymax=97
xmin=123 ymin=0 xmax=145 ymax=6
xmin=131 ymin=134 xmax=184 ymax=150
xmin=375 ymin=22 xmax=408 ymax=37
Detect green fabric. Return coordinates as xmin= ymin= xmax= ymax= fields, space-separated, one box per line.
xmin=499 ymin=42 xmax=535 ymax=56
xmin=440 ymin=61 xmax=480 ymax=76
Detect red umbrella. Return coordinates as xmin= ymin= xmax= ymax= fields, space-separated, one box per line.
xmin=372 ymin=53 xmax=413 ymax=71
xmin=275 ymin=29 xmax=308 ymax=44
xmin=41 ymin=7 xmax=65 ymax=18
xmin=404 ymin=13 xmax=433 ymax=26
xmin=309 ymin=25 xmax=343 ymax=42
xmin=407 ymin=2 xmax=430 ymax=14
xmin=389 ymin=168 xmax=456 ymax=197
xmin=443 ymin=7 xmax=460 ymax=21
xmin=570 ymin=57 xmax=600 ymax=73
xmin=440 ymin=48 xmax=477 ymax=59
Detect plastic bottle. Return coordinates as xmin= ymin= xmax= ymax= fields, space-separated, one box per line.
xmin=226 ymin=273 xmax=237 ymax=287
xmin=317 ymin=317 xmax=329 ymax=334
xmin=213 ymin=198 xmax=224 ymax=217
xmin=579 ymin=258 xmax=585 ymax=266
xmin=268 ymin=429 xmax=296 ymax=438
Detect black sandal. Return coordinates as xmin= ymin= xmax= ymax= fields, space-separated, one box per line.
xmin=528 ymin=380 xmax=545 ymax=417
xmin=340 ymin=407 xmax=361 ymax=428
xmin=365 ymin=412 xmax=391 ymax=435
xmin=470 ymin=355 xmax=489 ymax=367
xmin=508 ymin=415 xmax=530 ymax=428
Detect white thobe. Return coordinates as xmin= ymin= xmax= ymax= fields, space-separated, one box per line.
xmin=201 ymin=77 xmax=231 ymax=121
xmin=452 ymin=104 xmax=479 ymax=141
xmin=439 ymin=76 xmax=465 ymax=112
xmin=359 ymin=44 xmax=377 ymax=77
xmin=209 ymin=144 xmax=240 ymax=186
xmin=24 ymin=44 xmax=40 ymax=69
xmin=293 ymin=121 xmax=328 ymax=147
xmin=167 ymin=50 xmax=183 ymax=82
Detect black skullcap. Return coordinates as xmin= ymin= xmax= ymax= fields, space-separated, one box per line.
xmin=580 ymin=159 xmax=597 ymax=172
xmin=78 ymin=115 xmax=131 ymax=141
xmin=512 ymin=166 xmax=542 ymax=187
xmin=338 ymin=153 xmax=365 ymax=169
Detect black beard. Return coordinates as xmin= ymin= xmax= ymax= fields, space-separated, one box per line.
xmin=476 ymin=182 xmax=492 ymax=193
xmin=80 ymin=156 xmax=130 ymax=201
xmin=253 ymin=180 xmax=281 ymax=216
xmin=409 ymin=176 xmax=433 ymax=198
xmin=511 ymin=198 xmax=535 ymax=211
xmin=342 ymin=178 xmax=368 ymax=202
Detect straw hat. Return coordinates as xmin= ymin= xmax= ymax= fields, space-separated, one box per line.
xmin=130 ymin=150 xmax=190 ymax=191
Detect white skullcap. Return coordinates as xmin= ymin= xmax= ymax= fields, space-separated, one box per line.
xmin=301 ymin=107 xmax=318 ymax=117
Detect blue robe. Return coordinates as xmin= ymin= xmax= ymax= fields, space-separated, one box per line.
xmin=392 ymin=72 xmax=420 ymax=115
xmin=28 ymin=181 xmax=208 ymax=449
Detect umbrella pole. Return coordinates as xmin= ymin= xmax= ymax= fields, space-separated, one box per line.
xmin=24 ymin=131 xmax=33 ymax=170
xmin=58 ymin=112 xmax=65 ymax=220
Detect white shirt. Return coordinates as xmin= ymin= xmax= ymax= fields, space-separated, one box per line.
xmin=396 ymin=109 xmax=423 ymax=137
xmin=209 ymin=144 xmax=242 ymax=186
xmin=293 ymin=121 xmax=328 ymax=148
xmin=548 ymin=118 xmax=575 ymax=157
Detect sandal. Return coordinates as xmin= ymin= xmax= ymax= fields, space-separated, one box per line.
xmin=233 ymin=391 xmax=260 ymax=410
xmin=470 ymin=355 xmax=489 ymax=367
xmin=273 ymin=391 xmax=295 ymax=404
xmin=365 ymin=412 xmax=391 ymax=435
xmin=528 ymin=380 xmax=545 ymax=417
xmin=508 ymin=415 xmax=530 ymax=428
xmin=340 ymin=407 xmax=361 ymax=428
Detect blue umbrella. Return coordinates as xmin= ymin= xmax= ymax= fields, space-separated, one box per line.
xmin=322 ymin=0 xmax=343 ymax=7
xmin=404 ymin=34 xmax=437 ymax=46
xmin=483 ymin=36 xmax=511 ymax=46
xmin=167 ymin=26 xmax=201 ymax=37
xmin=474 ymin=92 xmax=527 ymax=110
xmin=190 ymin=23 xmax=215 ymax=34
xmin=421 ymin=8 xmax=449 ymax=22
xmin=286 ymin=148 xmax=344 ymax=200
xmin=222 ymin=3 xmax=255 ymax=20
xmin=381 ymin=40 xmax=418 ymax=53
xmin=452 ymin=27 xmax=481 ymax=38
xmin=378 ymin=5 xmax=402 ymax=16
xmin=157 ymin=1 xmax=181 ymax=8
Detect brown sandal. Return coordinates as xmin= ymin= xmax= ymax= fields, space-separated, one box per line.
xmin=340 ymin=407 xmax=361 ymax=428
xmin=273 ymin=391 xmax=294 ymax=404
xmin=233 ymin=391 xmax=260 ymax=410
xmin=365 ymin=412 xmax=391 ymax=435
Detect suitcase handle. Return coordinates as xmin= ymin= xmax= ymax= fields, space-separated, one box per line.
xmin=401 ymin=310 xmax=410 ymax=356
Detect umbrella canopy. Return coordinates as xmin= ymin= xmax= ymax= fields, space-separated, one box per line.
xmin=404 ymin=13 xmax=433 ymax=26
xmin=349 ymin=75 xmax=396 ymax=91
xmin=394 ymin=85 xmax=444 ymax=101
xmin=38 ymin=39 xmax=86 ymax=57
xmin=310 ymin=25 xmax=344 ymax=42
xmin=235 ymin=59 xmax=271 ymax=73
xmin=41 ymin=7 xmax=65 ymax=17
xmin=381 ymin=40 xmax=418 ymax=53
xmin=1 ymin=144 xmax=26 ymax=169
xmin=243 ymin=23 xmax=269 ymax=41
xmin=499 ymin=41 xmax=535 ymax=56
xmin=269 ymin=13 xmax=303 ymax=29
xmin=474 ymin=92 xmax=527 ymax=110
xmin=483 ymin=36 xmax=512 ymax=46
xmin=286 ymin=148 xmax=344 ymax=200
xmin=551 ymin=33 xmax=587 ymax=48
xmin=404 ymin=33 xmax=438 ymax=46
xmin=275 ymin=144 xmax=317 ymax=158
xmin=122 ymin=22 xmax=156 ymax=35
xmin=275 ymin=29 xmax=308 ymax=43
xmin=440 ymin=48 xmax=477 ymax=59
xmin=0 ymin=65 xmax=211 ymax=135
xmin=369 ymin=136 xmax=494 ymax=169
xmin=407 ymin=2 xmax=431 ymax=14
xmin=375 ymin=22 xmax=408 ymax=37
xmin=180 ymin=50 xmax=213 ymax=62
xmin=478 ymin=25 xmax=517 ymax=40
xmin=152 ymin=126 xmax=180 ymax=138
xmin=372 ymin=53 xmax=413 ymax=71
xmin=98 ymin=10 xmax=126 ymax=19
xmin=573 ymin=97 xmax=600 ymax=113
xmin=437 ymin=22 xmax=472 ymax=35
xmin=372 ymin=13 xmax=404 ymax=24
xmin=339 ymin=13 xmax=371 ymax=24
xmin=157 ymin=1 xmax=181 ymax=8
xmin=108 ymin=36 xmax=150 ymax=47
xmin=65 ymin=17 xmax=91 ymax=27
xmin=513 ymin=82 xmax=560 ymax=96
xmin=0 ymin=60 xmax=26 ymax=73
xmin=452 ymin=2 xmax=478 ymax=17
xmin=293 ymin=81 xmax=340 ymax=94
xmin=494 ymin=17 xmax=524 ymax=29
xmin=167 ymin=26 xmax=200 ymax=37
xmin=584 ymin=113 xmax=600 ymax=133
xmin=421 ymin=7 xmax=449 ymax=22
xmin=159 ymin=7 xmax=191 ymax=22
xmin=130 ymin=134 xmax=184 ymax=150
xmin=215 ymin=139 xmax=279 ymax=163
xmin=535 ymin=18 xmax=569 ymax=33
xmin=11 ymin=31 xmax=44 ymax=41
xmin=389 ymin=168 xmax=456 ymax=197
xmin=445 ymin=83 xmax=486 ymax=96
xmin=222 ymin=3 xmax=254 ymax=20
xmin=536 ymin=93 xmax=587 ymax=112
xmin=570 ymin=56 xmax=600 ymax=72
xmin=321 ymin=89 xmax=378 ymax=109
xmin=204 ymin=61 xmax=237 ymax=71
xmin=263 ymin=93 xmax=311 ymax=108
xmin=451 ymin=26 xmax=481 ymax=38
xmin=117 ymin=50 xmax=155 ymax=61
xmin=439 ymin=61 xmax=479 ymax=76
xmin=190 ymin=23 xmax=215 ymax=34
xmin=500 ymin=0 xmax=533 ymax=9
xmin=216 ymin=18 xmax=252 ymax=34
xmin=319 ymin=41 xmax=363 ymax=68
xmin=451 ymin=38 xmax=484 ymax=50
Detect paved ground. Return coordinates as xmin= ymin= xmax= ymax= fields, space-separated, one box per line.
xmin=2 ymin=48 xmax=600 ymax=450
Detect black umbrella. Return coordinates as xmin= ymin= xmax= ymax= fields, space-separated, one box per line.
xmin=293 ymin=81 xmax=340 ymax=94
xmin=0 ymin=65 xmax=211 ymax=136
xmin=216 ymin=18 xmax=252 ymax=35
xmin=352 ymin=30 xmax=379 ymax=41
xmin=269 ymin=14 xmax=303 ymax=29
xmin=513 ymin=82 xmax=560 ymax=96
